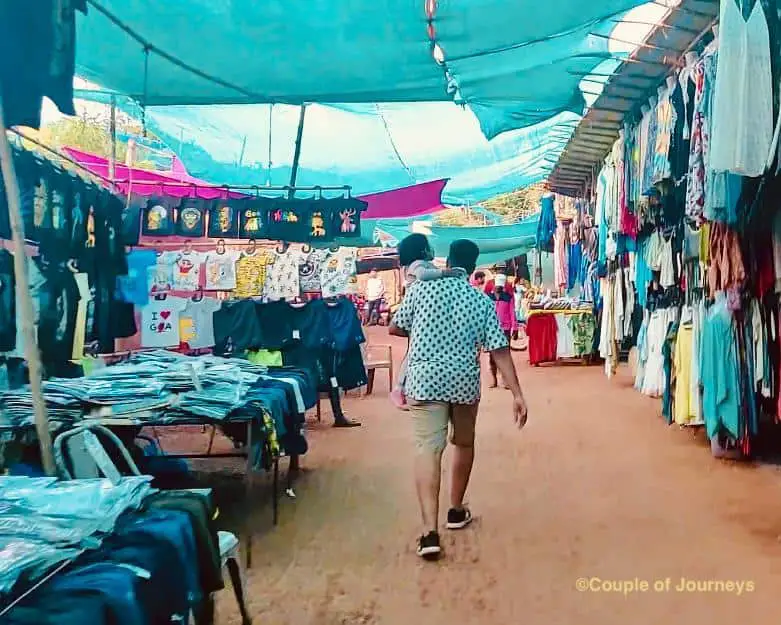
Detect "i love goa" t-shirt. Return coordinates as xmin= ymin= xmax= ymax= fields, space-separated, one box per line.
xmin=140 ymin=296 xmax=188 ymax=348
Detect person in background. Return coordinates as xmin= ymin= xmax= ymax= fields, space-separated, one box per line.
xmin=390 ymin=237 xmax=528 ymax=560
xmin=364 ymin=269 xmax=385 ymax=326
xmin=391 ymin=233 xmax=464 ymax=409
xmin=471 ymin=271 xmax=486 ymax=290
xmin=487 ymin=274 xmax=517 ymax=387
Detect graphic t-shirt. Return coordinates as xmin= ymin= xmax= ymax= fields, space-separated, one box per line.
xmin=179 ymin=297 xmax=222 ymax=349
xmin=147 ymin=252 xmax=175 ymax=294
xmin=233 ymin=250 xmax=274 ymax=299
xmin=204 ymin=251 xmax=239 ymax=290
xmin=171 ymin=251 xmax=204 ymax=292
xmin=117 ymin=249 xmax=157 ymax=305
xmin=140 ymin=296 xmax=188 ymax=348
xmin=176 ymin=199 xmax=206 ymax=237
xmin=298 ymin=248 xmax=327 ymax=292
xmin=320 ymin=248 xmax=358 ymax=298
xmin=142 ymin=198 xmax=175 ymax=236
xmin=264 ymin=249 xmax=301 ymax=301
xmin=208 ymin=201 xmax=240 ymax=238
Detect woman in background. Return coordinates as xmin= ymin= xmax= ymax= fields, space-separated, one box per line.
xmin=487 ymin=274 xmax=517 ymax=387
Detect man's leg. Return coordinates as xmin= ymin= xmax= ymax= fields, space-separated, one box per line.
xmin=447 ymin=403 xmax=478 ymax=528
xmin=329 ymin=386 xmax=361 ymax=427
xmin=408 ymin=400 xmax=448 ymax=555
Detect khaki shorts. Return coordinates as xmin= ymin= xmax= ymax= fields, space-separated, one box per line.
xmin=408 ymin=399 xmax=479 ymax=454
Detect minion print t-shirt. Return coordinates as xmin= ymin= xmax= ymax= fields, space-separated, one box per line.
xmin=233 ymin=250 xmax=275 ymax=298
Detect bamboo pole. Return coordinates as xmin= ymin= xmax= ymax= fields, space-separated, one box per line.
xmin=0 ymin=95 xmax=56 ymax=476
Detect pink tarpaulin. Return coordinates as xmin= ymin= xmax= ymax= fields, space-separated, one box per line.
xmin=62 ymin=147 xmax=446 ymax=218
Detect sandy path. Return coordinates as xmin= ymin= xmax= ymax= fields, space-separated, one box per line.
xmin=180 ymin=327 xmax=781 ymax=624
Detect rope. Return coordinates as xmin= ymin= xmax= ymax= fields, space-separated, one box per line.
xmin=374 ymin=104 xmax=415 ymax=184
xmin=86 ymin=0 xmax=268 ymax=103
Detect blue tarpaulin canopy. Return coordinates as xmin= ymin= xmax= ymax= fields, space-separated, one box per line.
xmin=367 ymin=215 xmax=539 ymax=265
xmin=74 ymin=91 xmax=580 ymax=203
xmin=75 ymin=0 xmax=647 ymax=138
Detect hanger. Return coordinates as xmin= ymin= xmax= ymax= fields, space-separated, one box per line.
xmin=191 ymin=289 xmax=204 ymax=303
xmin=302 ymin=243 xmax=312 ymax=253
xmin=153 ymin=292 xmax=168 ymax=301
xmin=277 ymin=241 xmax=289 ymax=254
xmin=215 ymin=238 xmax=226 ymax=255
xmin=182 ymin=239 xmax=193 ymax=254
xmin=245 ymin=238 xmax=257 ymax=254
xmin=329 ymin=245 xmax=340 ymax=253
xmin=314 ymin=186 xmax=323 ymax=200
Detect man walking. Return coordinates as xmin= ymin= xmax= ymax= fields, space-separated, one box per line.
xmin=364 ymin=269 xmax=385 ymax=325
xmin=390 ymin=237 xmax=528 ymax=560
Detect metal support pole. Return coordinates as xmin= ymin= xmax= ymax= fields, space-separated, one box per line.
xmin=109 ymin=95 xmax=117 ymax=184
xmin=0 ymin=96 xmax=55 ymax=476
xmin=288 ymin=104 xmax=307 ymax=199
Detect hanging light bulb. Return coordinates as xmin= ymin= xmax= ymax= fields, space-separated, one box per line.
xmin=432 ymin=43 xmax=445 ymax=65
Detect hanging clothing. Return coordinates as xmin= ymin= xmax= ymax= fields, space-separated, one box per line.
xmin=673 ymin=323 xmax=699 ymax=425
xmin=554 ymin=222 xmax=568 ymax=291
xmin=536 ymin=194 xmax=557 ymax=252
xmin=710 ymin=0 xmax=773 ymax=177
xmin=701 ymin=295 xmax=741 ymax=440
xmin=527 ymin=314 xmax=558 ymax=365
xmin=555 ymin=314 xmax=576 ymax=358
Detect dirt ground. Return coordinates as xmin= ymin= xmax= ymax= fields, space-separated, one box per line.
xmin=160 ymin=326 xmax=781 ymax=624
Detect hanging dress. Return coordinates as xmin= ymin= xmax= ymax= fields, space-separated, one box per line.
xmin=709 ymin=0 xmax=773 ymax=177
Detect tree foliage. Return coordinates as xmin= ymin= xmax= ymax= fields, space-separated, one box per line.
xmin=434 ymin=183 xmax=545 ymax=226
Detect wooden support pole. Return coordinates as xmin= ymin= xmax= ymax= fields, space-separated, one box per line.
xmin=0 ymin=95 xmax=56 ymax=476
xmin=288 ymin=104 xmax=307 ymax=199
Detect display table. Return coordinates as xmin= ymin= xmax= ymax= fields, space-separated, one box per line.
xmin=526 ymin=309 xmax=595 ymax=365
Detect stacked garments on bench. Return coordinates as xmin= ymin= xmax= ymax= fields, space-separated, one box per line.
xmin=1 ymin=477 xmax=223 ymax=625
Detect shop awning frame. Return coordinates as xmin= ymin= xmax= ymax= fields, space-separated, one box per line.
xmin=547 ymin=0 xmax=720 ymax=196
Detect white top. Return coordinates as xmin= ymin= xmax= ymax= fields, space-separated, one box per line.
xmin=709 ymin=0 xmax=773 ymax=176
xmin=171 ymin=251 xmax=204 ymax=292
xmin=365 ymin=277 xmax=384 ymax=301
xmin=320 ymin=248 xmax=358 ymax=298
xmin=141 ymin=296 xmax=188 ymax=348
xmin=204 ymin=250 xmax=239 ymax=290
xmin=179 ymin=297 xmax=222 ymax=349
xmin=264 ymin=249 xmax=302 ymax=301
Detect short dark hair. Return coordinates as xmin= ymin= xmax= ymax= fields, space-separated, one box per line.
xmin=473 ymin=271 xmax=486 ymax=281
xmin=448 ymin=239 xmax=480 ymax=274
xmin=398 ymin=233 xmax=431 ymax=267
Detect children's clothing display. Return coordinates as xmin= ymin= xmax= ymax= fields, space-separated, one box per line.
xmin=140 ymin=296 xmax=188 ymax=348
xmin=203 ymin=250 xmax=239 ymax=290
xmin=264 ymin=248 xmax=302 ymax=302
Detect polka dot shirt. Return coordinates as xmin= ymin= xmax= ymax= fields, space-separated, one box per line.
xmin=393 ymin=276 xmax=509 ymax=404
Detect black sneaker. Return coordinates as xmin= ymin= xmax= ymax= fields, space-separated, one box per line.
xmin=446 ymin=507 xmax=473 ymax=530
xmin=416 ymin=531 xmax=441 ymax=560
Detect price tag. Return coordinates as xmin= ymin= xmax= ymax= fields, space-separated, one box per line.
xmin=292 ymin=329 xmax=301 ymax=340
xmin=330 ymin=376 xmax=339 ymax=389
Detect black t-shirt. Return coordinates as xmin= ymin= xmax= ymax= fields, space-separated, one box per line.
xmin=176 ymin=198 xmax=206 ymax=237
xmin=37 ymin=263 xmax=79 ymax=362
xmin=329 ymin=197 xmax=366 ymax=238
xmin=0 ymin=250 xmax=16 ymax=352
xmin=266 ymin=198 xmax=311 ymax=242
xmin=288 ymin=299 xmax=331 ymax=350
xmin=208 ymin=200 xmax=241 ymax=238
xmin=142 ymin=197 xmax=176 ymax=236
xmin=326 ymin=298 xmax=365 ymax=351
xmin=239 ymin=198 xmax=273 ymax=239
xmin=213 ymin=300 xmax=264 ymax=356
xmin=255 ymin=301 xmax=294 ymax=351
xmin=119 ymin=195 xmax=144 ymax=246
